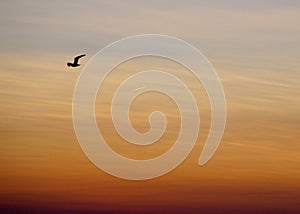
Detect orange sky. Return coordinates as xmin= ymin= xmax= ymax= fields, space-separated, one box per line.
xmin=1 ymin=1 xmax=300 ymax=213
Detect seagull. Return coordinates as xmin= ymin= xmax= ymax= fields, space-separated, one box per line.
xmin=67 ymin=54 xmax=86 ymax=67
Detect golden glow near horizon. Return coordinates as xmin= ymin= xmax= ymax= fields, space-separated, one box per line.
xmin=1 ymin=1 xmax=300 ymax=212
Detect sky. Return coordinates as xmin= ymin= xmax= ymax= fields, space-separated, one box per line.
xmin=0 ymin=0 xmax=300 ymax=213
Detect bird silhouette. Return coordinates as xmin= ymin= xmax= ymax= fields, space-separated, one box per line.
xmin=67 ymin=54 xmax=86 ymax=67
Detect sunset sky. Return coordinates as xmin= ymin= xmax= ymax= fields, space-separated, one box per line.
xmin=1 ymin=0 xmax=300 ymax=213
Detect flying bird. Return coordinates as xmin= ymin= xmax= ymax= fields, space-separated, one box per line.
xmin=67 ymin=54 xmax=86 ymax=67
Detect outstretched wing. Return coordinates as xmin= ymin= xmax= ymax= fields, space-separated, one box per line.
xmin=73 ymin=54 xmax=86 ymax=64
